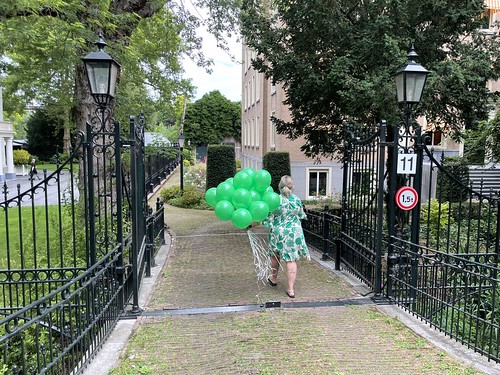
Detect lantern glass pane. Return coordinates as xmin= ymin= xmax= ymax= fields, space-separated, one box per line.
xmin=108 ymin=62 xmax=119 ymax=97
xmin=85 ymin=61 xmax=110 ymax=95
xmin=395 ymin=73 xmax=405 ymax=103
xmin=405 ymin=72 xmax=426 ymax=103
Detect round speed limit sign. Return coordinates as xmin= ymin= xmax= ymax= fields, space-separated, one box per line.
xmin=395 ymin=186 xmax=418 ymax=211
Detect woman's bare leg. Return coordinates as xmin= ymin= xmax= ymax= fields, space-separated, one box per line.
xmin=286 ymin=261 xmax=297 ymax=296
xmin=269 ymin=255 xmax=280 ymax=284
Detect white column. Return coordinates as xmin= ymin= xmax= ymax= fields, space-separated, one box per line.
xmin=0 ymin=83 xmax=3 ymax=122
xmin=0 ymin=137 xmax=4 ymax=181
xmin=5 ymin=137 xmax=15 ymax=179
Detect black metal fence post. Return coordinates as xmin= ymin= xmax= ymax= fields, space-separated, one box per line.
xmin=129 ymin=115 xmax=141 ymax=314
xmin=409 ymin=117 xmax=423 ymax=308
xmin=322 ymin=211 xmax=329 ymax=260
xmin=375 ymin=120 xmax=387 ymax=297
xmin=85 ymin=120 xmax=96 ymax=267
xmin=114 ymin=118 xmax=125 ymax=309
xmin=145 ymin=205 xmax=154 ymax=277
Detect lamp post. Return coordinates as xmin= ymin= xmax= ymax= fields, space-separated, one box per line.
xmin=178 ymin=132 xmax=185 ymax=192
xmin=82 ymin=33 xmax=121 ymax=267
xmin=389 ymin=44 xmax=429 ymax=302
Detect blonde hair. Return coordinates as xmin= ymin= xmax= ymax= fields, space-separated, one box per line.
xmin=278 ymin=175 xmax=294 ymax=198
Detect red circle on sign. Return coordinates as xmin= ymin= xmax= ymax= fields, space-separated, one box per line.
xmin=395 ymin=186 xmax=418 ymax=211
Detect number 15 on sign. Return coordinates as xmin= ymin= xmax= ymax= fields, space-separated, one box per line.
xmin=397 ymin=153 xmax=417 ymax=175
xmin=395 ymin=186 xmax=418 ymax=211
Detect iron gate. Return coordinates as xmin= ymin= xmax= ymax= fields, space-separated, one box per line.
xmin=337 ymin=117 xmax=500 ymax=362
xmin=0 ymin=109 xmax=170 ymax=374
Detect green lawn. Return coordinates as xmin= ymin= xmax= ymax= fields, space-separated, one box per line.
xmin=0 ymin=205 xmax=76 ymax=269
xmin=37 ymin=161 xmax=80 ymax=173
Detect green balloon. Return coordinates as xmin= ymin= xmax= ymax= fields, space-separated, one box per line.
xmin=232 ymin=188 xmax=252 ymax=209
xmin=262 ymin=191 xmax=281 ymax=212
xmin=205 ymin=187 xmax=218 ymax=207
xmin=249 ymin=201 xmax=270 ymax=222
xmin=265 ymin=186 xmax=274 ymax=193
xmin=249 ymin=189 xmax=261 ymax=203
xmin=216 ymin=182 xmax=235 ymax=202
xmin=243 ymin=168 xmax=256 ymax=178
xmin=233 ymin=171 xmax=253 ymax=190
xmin=253 ymin=169 xmax=272 ymax=192
xmin=231 ymin=208 xmax=253 ymax=229
xmin=215 ymin=200 xmax=234 ymax=221
xmin=225 ymin=177 xmax=234 ymax=185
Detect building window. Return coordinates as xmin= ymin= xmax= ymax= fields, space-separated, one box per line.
xmin=308 ymin=169 xmax=329 ymax=197
xmin=270 ymin=111 xmax=276 ymax=149
xmin=242 ymin=121 xmax=247 ymax=147
xmin=255 ymin=116 xmax=260 ymax=148
xmin=247 ymin=84 xmax=251 ymax=110
xmin=244 ymin=84 xmax=248 ymax=110
xmin=424 ymin=130 xmax=442 ymax=147
xmin=252 ymin=75 xmax=256 ymax=106
xmin=246 ymin=120 xmax=250 ymax=147
xmin=256 ymin=74 xmax=261 ymax=103
xmin=271 ymin=78 xmax=276 ymax=95
xmin=251 ymin=118 xmax=255 ymax=147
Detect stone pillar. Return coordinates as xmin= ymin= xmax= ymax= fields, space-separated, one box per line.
xmin=0 ymin=137 xmax=4 ymax=182
xmin=5 ymin=137 xmax=15 ymax=179
xmin=0 ymin=84 xmax=3 ymax=122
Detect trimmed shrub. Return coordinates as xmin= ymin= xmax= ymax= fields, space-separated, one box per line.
xmin=159 ymin=185 xmax=181 ymax=202
xmin=13 ymin=149 xmax=31 ymax=165
xmin=263 ymin=152 xmax=291 ymax=192
xmin=162 ymin=186 xmax=211 ymax=209
xmin=206 ymin=144 xmax=236 ymax=189
xmin=159 ymin=185 xmax=211 ymax=209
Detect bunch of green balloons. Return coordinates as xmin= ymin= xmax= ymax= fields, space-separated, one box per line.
xmin=205 ymin=168 xmax=281 ymax=229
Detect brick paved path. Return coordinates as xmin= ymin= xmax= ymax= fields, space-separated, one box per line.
xmin=106 ymin=171 xmax=498 ymax=374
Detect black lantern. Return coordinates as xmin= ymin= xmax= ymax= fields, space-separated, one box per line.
xmin=178 ymin=132 xmax=186 ymax=148
xmin=82 ymin=32 xmax=120 ymax=106
xmin=394 ymin=45 xmax=430 ymax=108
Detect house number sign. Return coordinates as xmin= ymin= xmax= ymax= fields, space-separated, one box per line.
xmin=397 ymin=153 xmax=417 ymax=175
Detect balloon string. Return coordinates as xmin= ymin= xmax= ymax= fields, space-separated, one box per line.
xmin=247 ymin=229 xmax=273 ymax=284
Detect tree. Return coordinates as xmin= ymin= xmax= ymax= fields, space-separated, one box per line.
xmin=240 ymin=0 xmax=500 ymax=160
xmin=183 ymin=90 xmax=241 ymax=146
xmin=26 ymin=108 xmax=64 ymax=160
xmin=464 ymin=113 xmax=500 ymax=164
xmin=0 ymin=1 xmax=241 ymax=150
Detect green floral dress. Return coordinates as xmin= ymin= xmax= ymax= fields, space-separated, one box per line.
xmin=262 ymin=194 xmax=310 ymax=262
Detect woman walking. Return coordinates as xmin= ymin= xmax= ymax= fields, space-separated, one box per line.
xmin=262 ymin=175 xmax=310 ymax=298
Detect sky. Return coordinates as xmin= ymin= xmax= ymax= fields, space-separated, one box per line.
xmin=181 ymin=26 xmax=242 ymax=103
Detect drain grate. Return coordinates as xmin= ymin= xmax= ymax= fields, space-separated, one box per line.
xmin=133 ymin=297 xmax=383 ymax=318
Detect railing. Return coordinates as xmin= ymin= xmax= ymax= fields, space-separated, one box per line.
xmin=302 ymin=208 xmax=341 ymax=269
xmin=145 ymin=155 xmax=179 ymax=195
xmin=0 ymin=134 xmax=170 ymax=374
xmin=303 ymin=121 xmax=500 ymax=364
xmin=0 ymin=245 xmax=124 ymax=374
xmin=304 ymin=207 xmax=500 ymax=362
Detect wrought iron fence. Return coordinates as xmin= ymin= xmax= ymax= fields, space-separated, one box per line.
xmin=387 ymin=146 xmax=500 ymax=362
xmin=302 ymin=209 xmax=341 ymax=269
xmin=304 ymin=120 xmax=500 ymax=363
xmin=0 ymin=111 xmax=169 ymax=374
xmin=145 ymin=155 xmax=178 ymax=195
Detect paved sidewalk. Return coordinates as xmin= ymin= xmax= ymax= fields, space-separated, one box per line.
xmin=89 ymin=172 xmax=500 ymax=375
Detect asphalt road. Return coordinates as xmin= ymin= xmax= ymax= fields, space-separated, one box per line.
xmin=0 ymin=171 xmax=79 ymax=206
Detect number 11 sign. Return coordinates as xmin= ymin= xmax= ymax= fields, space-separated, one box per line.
xmin=397 ymin=153 xmax=417 ymax=175
xmin=395 ymin=186 xmax=418 ymax=211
